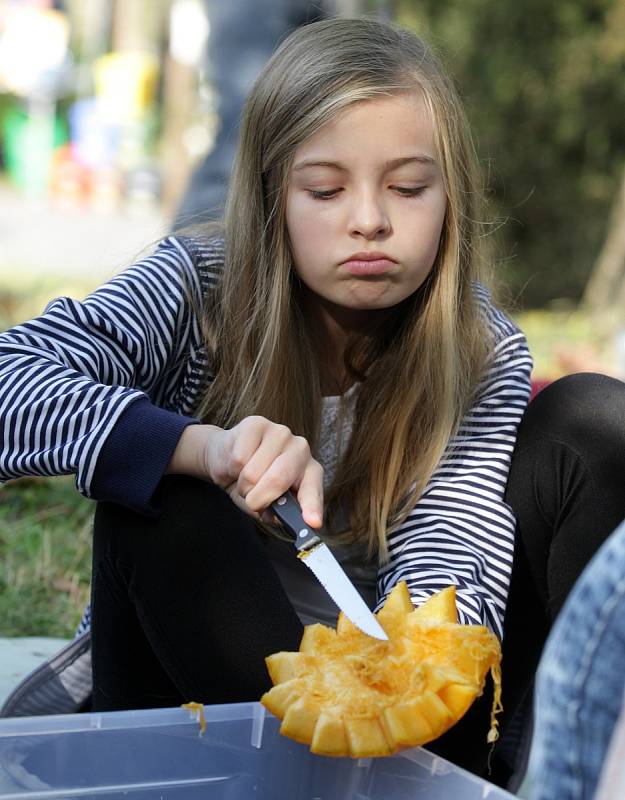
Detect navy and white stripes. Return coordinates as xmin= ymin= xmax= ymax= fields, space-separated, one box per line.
xmin=0 ymin=235 xmax=532 ymax=639
xmin=377 ymin=310 xmax=531 ymax=637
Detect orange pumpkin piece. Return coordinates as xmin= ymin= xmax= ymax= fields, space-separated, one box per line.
xmin=261 ymin=582 xmax=502 ymax=757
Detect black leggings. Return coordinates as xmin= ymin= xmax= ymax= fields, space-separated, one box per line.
xmin=427 ymin=372 xmax=625 ymax=775
xmin=90 ymin=373 xmax=625 ymax=776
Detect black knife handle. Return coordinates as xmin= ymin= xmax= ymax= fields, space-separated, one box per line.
xmin=270 ymin=492 xmax=321 ymax=551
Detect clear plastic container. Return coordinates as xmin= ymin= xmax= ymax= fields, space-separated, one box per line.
xmin=0 ymin=702 xmax=516 ymax=799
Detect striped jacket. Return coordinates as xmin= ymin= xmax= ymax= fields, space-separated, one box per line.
xmin=0 ymin=236 xmax=532 ymax=639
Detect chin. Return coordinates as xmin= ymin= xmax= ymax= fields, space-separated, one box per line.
xmin=348 ymin=294 xmax=402 ymax=311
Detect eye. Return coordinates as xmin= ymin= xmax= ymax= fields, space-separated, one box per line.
xmin=394 ymin=186 xmax=426 ymax=197
xmin=308 ymin=189 xmax=341 ymax=200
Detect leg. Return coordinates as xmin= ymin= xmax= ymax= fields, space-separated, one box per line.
xmin=529 ymin=518 xmax=625 ymax=800
xmin=427 ymin=373 xmax=625 ymax=781
xmin=91 ymin=475 xmax=303 ymax=711
xmin=502 ymin=372 xmax=625 ymax=719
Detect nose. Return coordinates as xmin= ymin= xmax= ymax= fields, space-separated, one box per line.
xmin=348 ymin=187 xmax=391 ymax=239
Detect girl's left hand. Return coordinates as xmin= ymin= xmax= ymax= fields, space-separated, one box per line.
xmin=167 ymin=418 xmax=324 ymax=528
xmin=209 ymin=417 xmax=324 ymax=528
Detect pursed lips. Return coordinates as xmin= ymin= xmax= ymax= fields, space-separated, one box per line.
xmin=340 ymin=251 xmax=397 ymax=276
xmin=341 ymin=251 xmax=396 ymax=264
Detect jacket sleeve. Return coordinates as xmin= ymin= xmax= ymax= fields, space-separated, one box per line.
xmin=0 ymin=236 xmax=212 ymax=512
xmin=376 ymin=303 xmax=533 ymax=640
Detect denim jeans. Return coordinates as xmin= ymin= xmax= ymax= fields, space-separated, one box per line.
xmin=529 ymin=517 xmax=625 ymax=800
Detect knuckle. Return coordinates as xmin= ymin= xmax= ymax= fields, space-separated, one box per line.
xmin=293 ymin=435 xmax=310 ymax=454
xmin=272 ymin=423 xmax=291 ymax=439
xmin=229 ymin=449 xmax=246 ymax=473
xmin=238 ymin=415 xmax=264 ymax=433
xmin=238 ymin=464 xmax=257 ymax=487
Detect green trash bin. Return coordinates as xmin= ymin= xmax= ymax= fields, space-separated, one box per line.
xmin=1 ymin=103 xmax=67 ymax=193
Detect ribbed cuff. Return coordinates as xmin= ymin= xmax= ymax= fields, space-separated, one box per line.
xmin=91 ymin=398 xmax=199 ymax=515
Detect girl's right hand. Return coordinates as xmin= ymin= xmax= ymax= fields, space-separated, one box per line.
xmin=167 ymin=417 xmax=324 ymax=528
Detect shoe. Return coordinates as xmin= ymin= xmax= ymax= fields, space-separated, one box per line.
xmin=0 ymin=632 xmax=92 ymax=717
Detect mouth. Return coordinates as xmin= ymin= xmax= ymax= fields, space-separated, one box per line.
xmin=341 ymin=252 xmax=397 ymax=276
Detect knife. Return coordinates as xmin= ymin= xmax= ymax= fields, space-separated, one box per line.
xmin=270 ymin=492 xmax=388 ymax=641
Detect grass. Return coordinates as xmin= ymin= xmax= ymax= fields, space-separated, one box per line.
xmin=0 ymin=476 xmax=94 ymax=637
xmin=0 ymin=278 xmax=617 ymax=637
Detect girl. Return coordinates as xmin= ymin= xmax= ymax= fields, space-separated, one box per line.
xmin=2 ymin=16 xmax=625 ymax=787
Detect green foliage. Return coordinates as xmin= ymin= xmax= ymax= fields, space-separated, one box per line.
xmin=0 ymin=477 xmax=93 ymax=637
xmin=397 ymin=0 xmax=625 ymax=306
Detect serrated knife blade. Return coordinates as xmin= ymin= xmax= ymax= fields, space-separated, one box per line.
xmin=270 ymin=492 xmax=388 ymax=641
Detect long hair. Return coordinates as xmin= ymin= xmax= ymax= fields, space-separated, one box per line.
xmin=195 ymin=17 xmax=493 ymax=561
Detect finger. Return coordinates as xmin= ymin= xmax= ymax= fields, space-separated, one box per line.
xmin=224 ymin=482 xmax=260 ymax=520
xmin=294 ymin=460 xmax=325 ymax=528
xmin=236 ymin=426 xmax=299 ymax=499
xmin=260 ymin=509 xmax=277 ymax=525
xmin=244 ymin=439 xmax=311 ymax=512
xmin=225 ymin=417 xmax=271 ymax=484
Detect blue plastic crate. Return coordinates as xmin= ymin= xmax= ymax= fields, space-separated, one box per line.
xmin=0 ymin=702 xmax=516 ymax=799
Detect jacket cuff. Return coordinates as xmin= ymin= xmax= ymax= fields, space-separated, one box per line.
xmin=91 ymin=397 xmax=199 ymax=514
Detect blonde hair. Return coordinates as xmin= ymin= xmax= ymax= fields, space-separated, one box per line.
xmin=195 ymin=17 xmax=493 ymax=561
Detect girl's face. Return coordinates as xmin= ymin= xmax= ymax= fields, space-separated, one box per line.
xmin=286 ymin=91 xmax=447 ymax=335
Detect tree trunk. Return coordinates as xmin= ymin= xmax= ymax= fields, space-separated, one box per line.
xmin=583 ymin=166 xmax=625 ymax=315
xmin=111 ymin=0 xmax=169 ymax=52
xmin=160 ymin=51 xmax=196 ymax=216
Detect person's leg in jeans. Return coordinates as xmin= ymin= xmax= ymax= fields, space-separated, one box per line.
xmin=427 ymin=372 xmax=625 ymax=782
xmin=529 ymin=518 xmax=625 ymax=800
xmin=91 ymin=475 xmax=303 ymax=711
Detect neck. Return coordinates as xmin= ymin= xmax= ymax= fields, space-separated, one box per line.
xmin=301 ymin=292 xmax=385 ymax=396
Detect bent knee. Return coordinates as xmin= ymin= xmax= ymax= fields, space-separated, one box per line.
xmin=523 ymin=372 xmax=625 ymax=451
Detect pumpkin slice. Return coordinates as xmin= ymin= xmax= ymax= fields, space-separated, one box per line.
xmin=261 ymin=582 xmax=502 ymax=757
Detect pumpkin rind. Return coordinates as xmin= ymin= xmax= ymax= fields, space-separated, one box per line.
xmin=260 ymin=582 xmax=502 ymax=757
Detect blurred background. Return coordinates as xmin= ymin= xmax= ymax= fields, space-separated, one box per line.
xmin=1 ymin=0 xmax=625 ymax=640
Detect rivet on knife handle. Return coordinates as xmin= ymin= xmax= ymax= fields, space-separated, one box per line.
xmin=271 ymin=493 xmax=321 ymax=551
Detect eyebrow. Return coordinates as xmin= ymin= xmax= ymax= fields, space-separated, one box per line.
xmin=293 ymin=155 xmax=437 ymax=172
